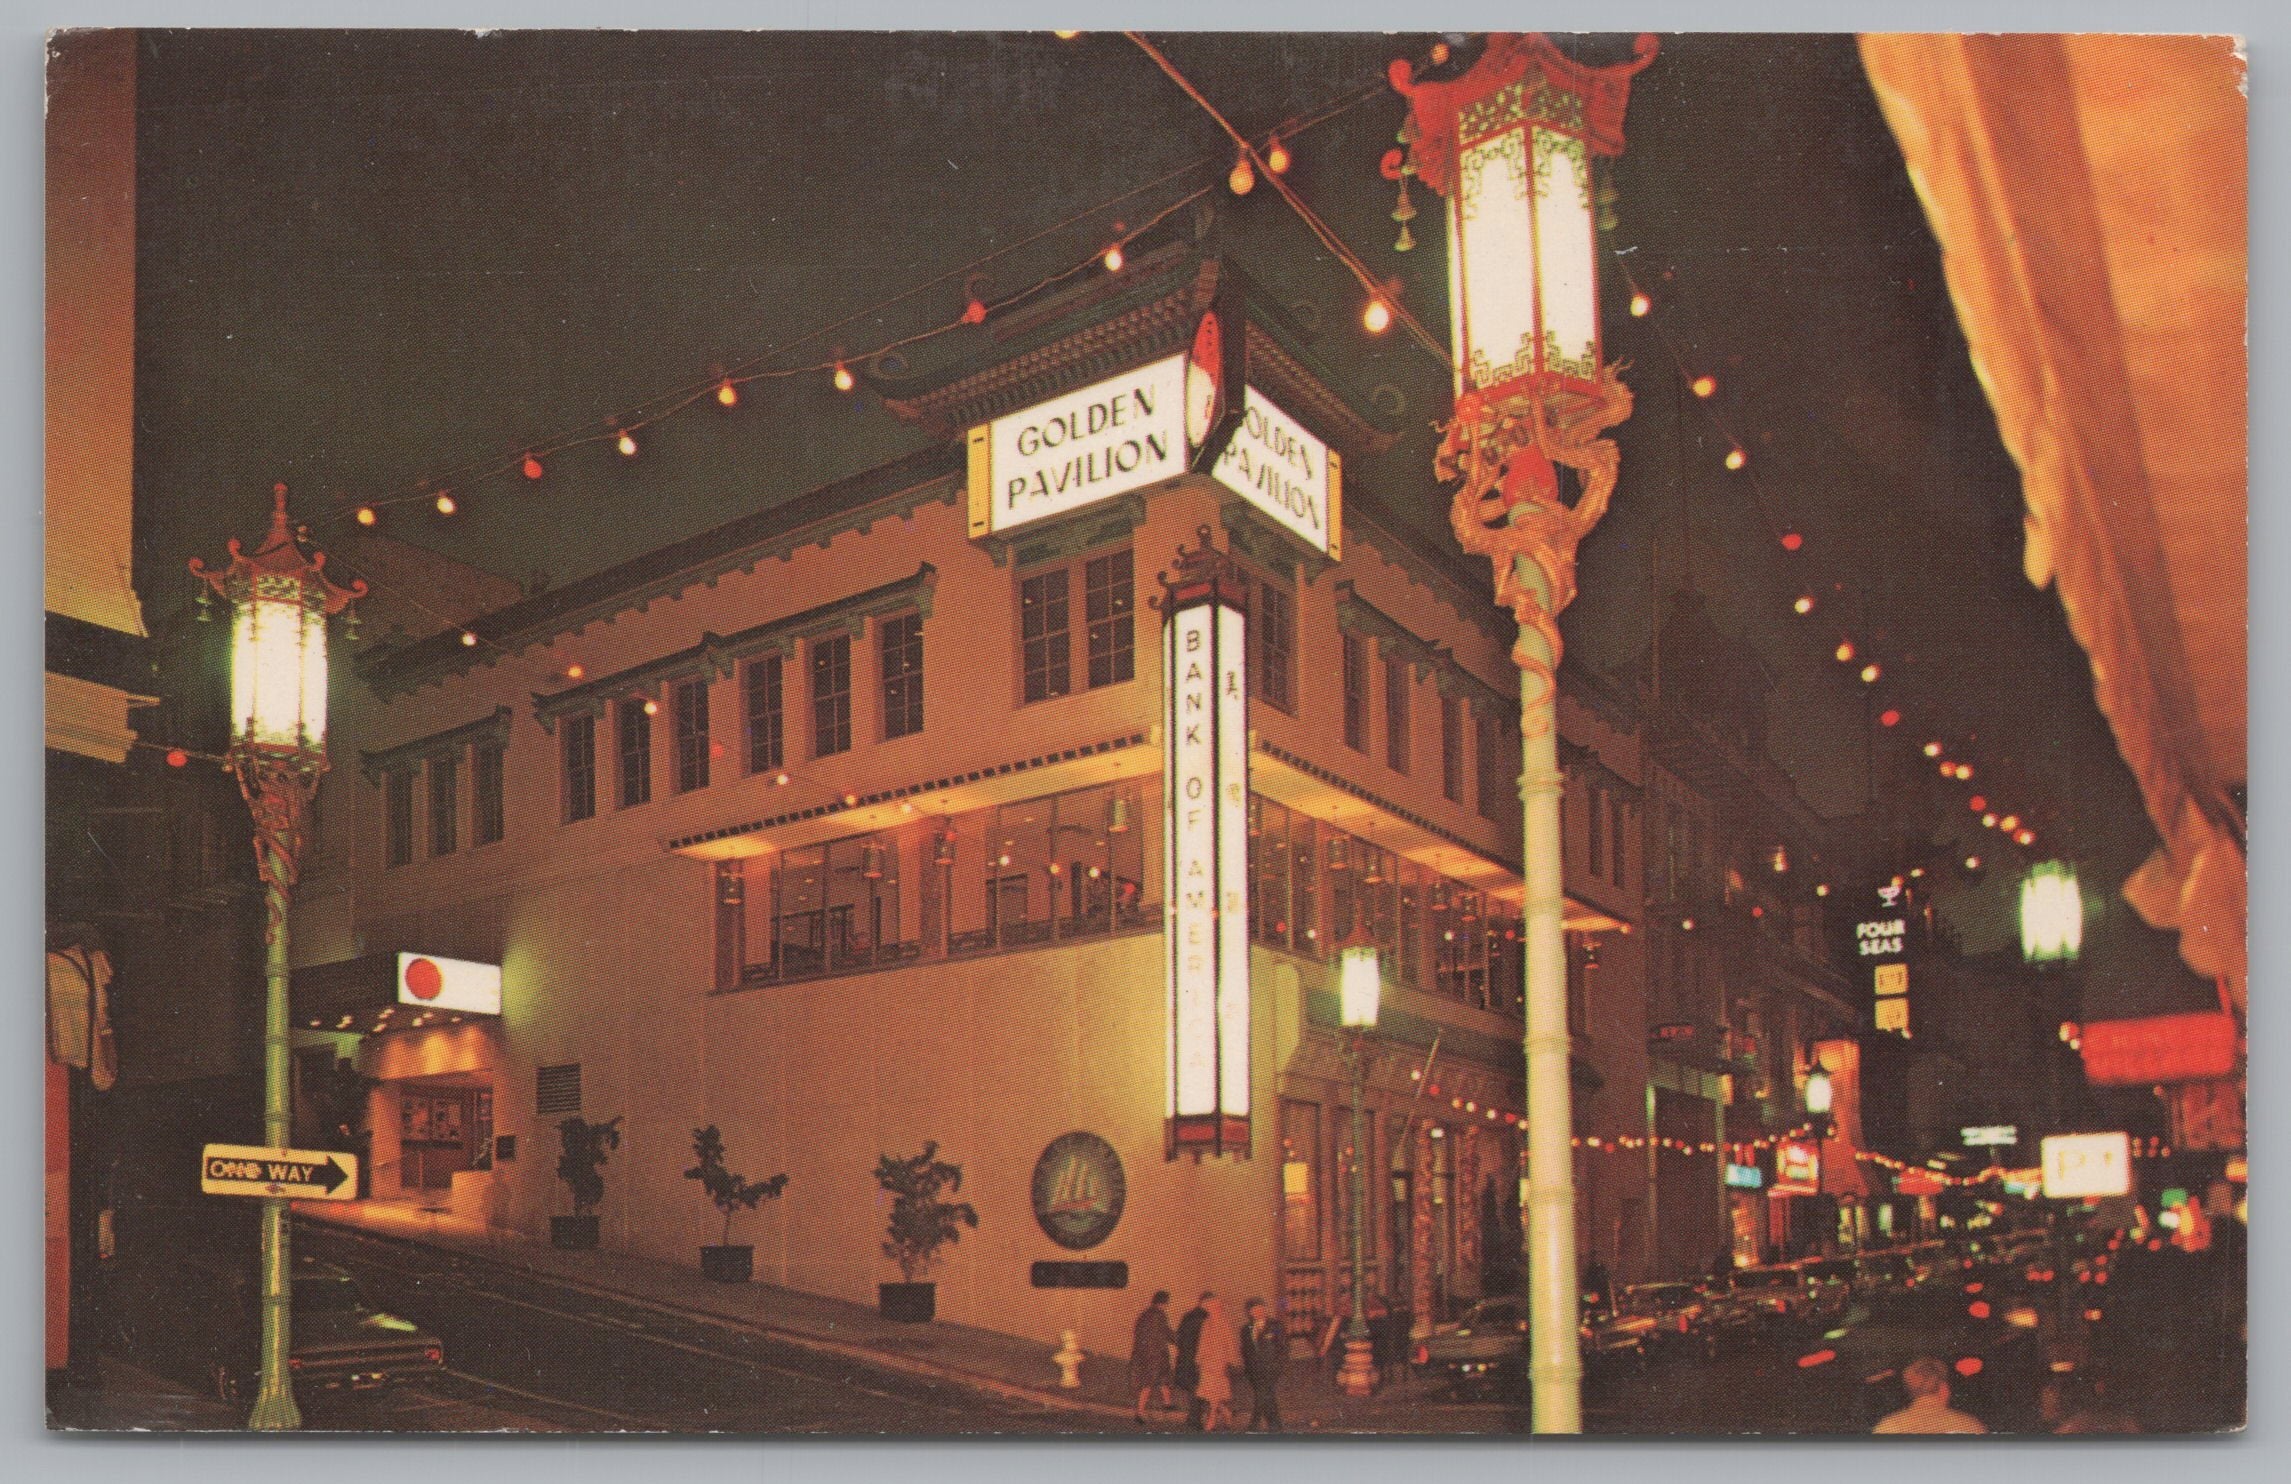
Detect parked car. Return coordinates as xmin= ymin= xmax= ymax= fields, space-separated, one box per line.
xmin=1797 ymin=1258 xmax=1858 ymax=1325
xmin=1711 ymin=1264 xmax=1808 ymax=1330
xmin=111 ymin=1252 xmax=446 ymax=1403
xmin=1616 ymin=1281 xmax=1716 ymax=1359
xmin=1852 ymin=1248 xmax=1915 ymax=1296
xmin=1413 ymin=1292 xmax=1652 ymax=1397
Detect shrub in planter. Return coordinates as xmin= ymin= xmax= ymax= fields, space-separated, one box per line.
xmin=874 ymin=1141 xmax=978 ymax=1322
xmin=552 ymin=1115 xmax=622 ymax=1250
xmin=683 ymin=1124 xmax=788 ymax=1283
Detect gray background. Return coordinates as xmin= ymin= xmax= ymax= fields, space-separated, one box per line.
xmin=7 ymin=0 xmax=2275 ymax=1479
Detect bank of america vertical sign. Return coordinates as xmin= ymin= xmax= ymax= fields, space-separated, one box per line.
xmin=1159 ymin=526 xmax=1251 ymax=1157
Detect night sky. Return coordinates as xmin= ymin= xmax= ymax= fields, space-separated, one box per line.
xmin=124 ymin=30 xmax=2207 ymax=1018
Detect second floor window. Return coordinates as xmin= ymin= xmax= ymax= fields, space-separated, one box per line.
xmin=1083 ymin=549 xmax=1135 ymax=689
xmin=1254 ymin=579 xmax=1294 ymax=713
xmin=1019 ymin=549 xmax=1135 ymax=706
xmin=385 ymin=767 xmax=414 ymax=867
xmin=1586 ymin=781 xmax=1606 ymax=879
xmin=617 ymin=698 xmax=652 ymax=808
xmin=1477 ymin=708 xmax=1516 ymax=824
xmin=1383 ymin=658 xmax=1411 ymax=774
xmin=1609 ymin=791 xmax=1629 ymax=886
xmin=673 ymin=678 xmax=710 ymax=793
xmin=745 ymin=655 xmax=784 ymax=774
xmin=1441 ymin=695 xmax=1466 ymax=805
xmin=563 ymin=712 xmax=597 ymax=823
xmin=1019 ymin=566 xmax=1072 ymax=702
xmin=429 ymin=753 xmax=458 ymax=856
xmin=1341 ymin=633 xmax=1368 ymax=752
xmin=880 ymin=612 xmax=924 ymax=739
xmin=473 ymin=741 xmax=505 ymax=846
xmin=811 ymin=633 xmax=852 ymax=756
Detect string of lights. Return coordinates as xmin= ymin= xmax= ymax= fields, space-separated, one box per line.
xmin=1605 ymin=247 xmax=2057 ymax=873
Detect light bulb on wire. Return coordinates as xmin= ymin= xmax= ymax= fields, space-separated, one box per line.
xmin=522 ymin=454 xmax=545 ymax=480
xmin=1860 ymin=663 xmax=1881 ymax=684
xmin=1793 ymin=595 xmax=1814 ymax=615
xmin=1229 ymin=150 xmax=1256 ymax=196
xmin=434 ymin=491 xmax=457 ymax=516
xmin=355 ymin=505 xmax=377 ymax=527
xmin=1725 ymin=447 xmax=1747 ymax=471
xmin=1780 ymin=532 xmax=1803 ymax=551
xmin=1265 ymin=134 xmax=1291 ymax=175
xmin=716 ymin=380 xmax=739 ymax=408
xmin=834 ymin=362 xmax=855 ymax=393
xmin=1102 ymin=243 xmax=1125 ymax=273
xmin=1691 ymin=374 xmax=1717 ymax=398
xmin=617 ymin=430 xmax=639 ymax=457
xmin=1362 ymin=298 xmax=1393 ymax=334
xmin=1834 ymin=641 xmax=1856 ymax=664
xmin=1629 ymin=291 xmax=1652 ymax=317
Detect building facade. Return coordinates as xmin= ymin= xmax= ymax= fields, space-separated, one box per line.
xmin=288 ymin=253 xmax=1656 ymax=1358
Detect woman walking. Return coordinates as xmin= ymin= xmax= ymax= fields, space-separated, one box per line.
xmin=1129 ymin=1290 xmax=1176 ymax=1424
xmin=1192 ymin=1293 xmax=1244 ymax=1432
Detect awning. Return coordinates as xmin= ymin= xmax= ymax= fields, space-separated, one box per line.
xmin=1859 ymin=35 xmax=2247 ymax=1008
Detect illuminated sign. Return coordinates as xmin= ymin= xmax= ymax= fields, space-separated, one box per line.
xmin=1211 ymin=388 xmax=1341 ymax=558
xmin=1874 ymin=997 xmax=1911 ymax=1035
xmin=2040 ymin=1132 xmax=2132 ymax=1199
xmin=2078 ymin=1012 xmax=2238 ymax=1087
xmin=397 ymin=952 xmax=501 ymax=1016
xmin=1724 ymin=1162 xmax=1765 ymax=1190
xmin=1960 ymin=1125 xmax=2019 ymax=1148
xmin=1895 ymin=1167 xmax=1945 ymax=1197
xmin=1855 ymin=915 xmax=1906 ymax=959
xmin=1162 ymin=530 xmax=1251 ymax=1156
xmin=1648 ymin=1022 xmax=1698 ymax=1045
xmin=1774 ymin=1139 xmax=1820 ymax=1195
xmin=1874 ymin=963 xmax=1908 ymax=997
xmin=968 ymin=356 xmax=1189 ymax=538
xmin=2000 ymin=1169 xmax=2043 ymax=1198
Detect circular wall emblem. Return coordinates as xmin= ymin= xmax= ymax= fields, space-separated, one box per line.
xmin=1030 ymin=1132 xmax=1126 ymax=1251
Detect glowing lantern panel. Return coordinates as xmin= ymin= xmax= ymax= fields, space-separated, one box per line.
xmin=231 ymin=578 xmax=329 ymax=752
xmin=2019 ymin=861 xmax=2083 ymax=963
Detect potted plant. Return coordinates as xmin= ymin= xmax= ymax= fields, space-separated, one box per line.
xmin=683 ymin=1124 xmax=788 ymax=1283
xmin=874 ymin=1141 xmax=978 ymax=1322
xmin=551 ymin=1114 xmax=621 ymax=1249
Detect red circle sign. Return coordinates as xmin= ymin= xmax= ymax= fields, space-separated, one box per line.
xmin=404 ymin=957 xmax=444 ymax=1000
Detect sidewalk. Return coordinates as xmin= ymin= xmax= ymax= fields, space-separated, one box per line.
xmin=300 ymin=1201 xmax=1454 ymax=1433
xmin=48 ymin=1356 xmax=244 ymax=1433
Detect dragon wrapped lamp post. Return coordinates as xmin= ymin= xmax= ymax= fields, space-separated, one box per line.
xmin=190 ymin=485 xmax=365 ymax=1430
xmin=1391 ymin=33 xmax=1655 ymax=1433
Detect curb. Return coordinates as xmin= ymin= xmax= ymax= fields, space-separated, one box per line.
xmin=301 ymin=1212 xmax=1137 ymax=1423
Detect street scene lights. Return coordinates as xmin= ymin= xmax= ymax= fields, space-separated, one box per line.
xmin=188 ymin=485 xmax=363 ymax=1431
xmin=2021 ymin=861 xmax=2084 ymax=964
xmin=1336 ymin=929 xmax=1381 ymax=1398
xmin=1803 ymin=1065 xmax=1834 ymax=1118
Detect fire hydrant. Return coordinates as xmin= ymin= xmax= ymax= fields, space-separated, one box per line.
xmin=1053 ymin=1329 xmax=1085 ymax=1389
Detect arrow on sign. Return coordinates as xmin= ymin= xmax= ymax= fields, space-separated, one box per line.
xmin=200 ymin=1144 xmax=361 ymax=1201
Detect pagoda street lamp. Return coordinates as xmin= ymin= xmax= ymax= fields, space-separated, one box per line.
xmin=1335 ymin=927 xmax=1383 ymax=1398
xmin=190 ymin=485 xmax=364 ymax=1431
xmin=2020 ymin=860 xmax=2084 ymax=964
xmin=1392 ymin=34 xmax=1655 ymax=1433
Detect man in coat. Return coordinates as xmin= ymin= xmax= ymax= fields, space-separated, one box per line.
xmin=1239 ymin=1298 xmax=1287 ymax=1432
xmin=1173 ymin=1293 xmax=1211 ymax=1431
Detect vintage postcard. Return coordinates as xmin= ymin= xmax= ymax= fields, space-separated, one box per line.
xmin=44 ymin=29 xmax=2245 ymax=1436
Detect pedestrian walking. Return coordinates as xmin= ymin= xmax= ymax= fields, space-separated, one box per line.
xmin=1174 ymin=1293 xmax=1210 ymax=1431
xmin=1239 ymin=1298 xmax=1287 ymax=1432
xmin=1129 ymin=1290 xmax=1176 ymax=1424
xmin=1192 ymin=1294 xmax=1243 ymax=1432
xmin=1872 ymin=1355 xmax=1988 ymax=1434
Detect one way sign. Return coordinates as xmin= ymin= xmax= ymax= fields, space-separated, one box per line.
xmin=200 ymin=1144 xmax=360 ymax=1202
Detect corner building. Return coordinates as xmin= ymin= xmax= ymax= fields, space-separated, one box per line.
xmin=290 ymin=252 xmax=1644 ymax=1360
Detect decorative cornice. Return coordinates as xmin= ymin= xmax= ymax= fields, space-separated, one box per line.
xmin=531 ymin=565 xmax=937 ymax=734
xmin=1336 ymin=581 xmax=1512 ymax=714
xmin=359 ymin=705 xmax=512 ymax=784
xmin=987 ymin=494 xmax=1146 ymax=571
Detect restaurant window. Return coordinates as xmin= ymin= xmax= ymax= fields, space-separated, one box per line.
xmin=811 ymin=633 xmax=852 ymax=757
xmin=616 ymin=698 xmax=652 ymax=808
xmin=1383 ymin=658 xmax=1411 ymax=774
xmin=1288 ymin=814 xmax=1320 ymax=952
xmin=1397 ymin=861 xmax=1431 ymax=989
xmin=385 ymin=767 xmax=414 ymax=867
xmin=1254 ymin=578 xmax=1295 ymax=714
xmin=1282 ymin=1100 xmax=1323 ymax=1263
xmin=744 ymin=654 xmax=785 ymax=775
xmin=1441 ymin=696 xmax=1465 ymax=804
xmin=1019 ymin=566 xmax=1072 ymax=703
xmin=1586 ymin=780 xmax=1606 ymax=881
xmin=428 ymin=753 xmax=458 ymax=857
xmin=1341 ymin=633 xmax=1369 ymax=753
xmin=473 ymin=741 xmax=505 ymax=847
xmin=1249 ymin=796 xmax=1295 ymax=951
xmin=1083 ymin=549 xmax=1135 ymax=689
xmin=880 ymin=611 xmax=925 ymax=740
xmin=672 ymin=677 xmax=710 ymax=793
xmin=562 ymin=712 xmax=597 ymax=823
xmin=1476 ymin=708 xmax=1516 ymax=824
xmin=757 ymin=837 xmax=903 ymax=980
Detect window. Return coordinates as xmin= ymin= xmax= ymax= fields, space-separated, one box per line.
xmin=1586 ymin=782 xmax=1606 ymax=880
xmin=672 ymin=678 xmax=710 ymax=793
xmin=1254 ymin=579 xmax=1295 ymax=713
xmin=385 ymin=768 xmax=414 ymax=867
xmin=880 ymin=611 xmax=924 ymax=740
xmin=1281 ymin=1100 xmax=1322 ymax=1263
xmin=1609 ymin=791 xmax=1629 ymax=885
xmin=1383 ymin=658 xmax=1411 ymax=774
xmin=811 ymin=634 xmax=852 ymax=756
xmin=744 ymin=655 xmax=784 ymax=775
xmin=1084 ymin=549 xmax=1135 ymax=689
xmin=1019 ymin=567 xmax=1071 ymax=703
xmin=1441 ymin=696 xmax=1465 ymax=805
xmin=1567 ymin=932 xmax=1594 ymax=1035
xmin=616 ymin=698 xmax=652 ymax=808
xmin=563 ymin=712 xmax=597 ymax=823
xmin=1341 ymin=633 xmax=1369 ymax=753
xmin=473 ymin=741 xmax=505 ymax=846
xmin=428 ymin=754 xmax=458 ymax=856
xmin=1476 ymin=708 xmax=1516 ymax=824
